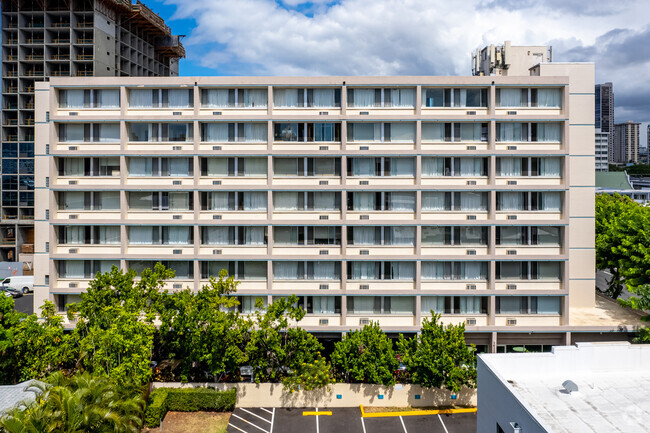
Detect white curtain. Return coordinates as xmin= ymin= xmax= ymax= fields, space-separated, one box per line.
xmin=244 ymin=158 xmax=267 ymax=176
xmin=460 ymin=123 xmax=482 ymax=141
xmin=274 ymin=192 xmax=300 ymax=210
xmin=541 ymin=192 xmax=561 ymax=211
xmin=129 ymin=226 xmax=153 ymax=244
xmin=169 ymin=192 xmax=189 ymax=210
xmin=540 ymin=158 xmax=561 ymax=176
xmin=314 ymin=261 xmax=336 ymax=279
xmin=422 ymin=88 xmax=445 ymax=107
xmin=167 ymin=226 xmax=190 ymax=244
xmin=210 ymin=192 xmax=230 ymax=210
xmin=498 ymin=123 xmax=523 ymax=142
xmin=352 ymin=89 xmax=375 ymax=107
xmin=128 ymin=158 xmax=151 ymax=176
xmin=312 ymin=89 xmax=335 ymax=107
xmin=313 ymin=296 xmax=335 ymax=314
xmin=353 ymin=192 xmax=375 ymax=211
xmin=351 ymin=296 xmax=374 ymax=314
xmin=62 ymin=192 xmax=84 ymax=210
xmin=168 ymin=89 xmax=190 ymax=108
xmin=499 ymin=226 xmax=523 ymax=245
xmin=391 ymin=262 xmax=414 ymax=280
xmin=421 ymin=262 xmax=444 ymax=280
xmin=499 ymin=192 xmax=523 ymax=211
xmin=460 ymin=192 xmax=484 ymax=210
xmin=64 ymin=158 xmax=84 ymax=176
xmin=352 ymin=158 xmax=374 ymax=176
xmin=243 ymin=123 xmax=267 ymax=142
xmin=170 ymin=158 xmax=189 ymax=176
xmin=207 ymin=158 xmax=228 ymax=176
xmin=353 ymin=227 xmax=377 ymax=245
xmin=243 ymin=192 xmax=267 ymax=210
xmin=203 ymin=227 xmax=231 ymax=244
xmin=462 ymin=262 xmax=485 ymax=280
xmin=391 ymin=158 xmax=414 ymax=176
xmin=389 ymin=297 xmax=413 ymax=314
xmin=274 ymin=227 xmax=297 ymax=244
xmin=459 ymin=158 xmax=483 ymax=176
xmin=203 ymin=89 xmax=229 ymax=107
xmin=351 ymin=262 xmax=378 ymax=280
xmin=459 ymin=297 xmax=481 ymax=314
xmin=130 ymin=89 xmax=153 ymax=108
xmin=389 ymin=193 xmax=414 ymax=211
xmin=421 ymin=296 xmax=444 ymax=314
xmin=99 ymin=192 xmax=119 ymax=210
xmin=389 ymin=227 xmax=414 ymax=245
xmin=62 ymin=89 xmax=84 ymax=108
xmin=63 ymin=260 xmax=85 ymax=278
xmin=421 ymin=123 xmax=444 ymax=141
xmin=389 ymin=88 xmax=415 ymax=107
xmin=98 ymin=226 xmax=120 ymax=244
xmin=498 ymin=297 xmax=521 ymax=314
xmin=314 ymin=192 xmax=337 ymax=210
xmin=274 ymin=158 xmax=298 ymax=176
xmin=274 ymin=89 xmax=299 ymax=107
xmin=422 ymin=192 xmax=446 ymax=211
xmin=66 ymin=226 xmax=84 ymax=244
xmin=63 ymin=124 xmax=84 ymax=142
xmin=245 ymin=227 xmax=265 ymax=245
xmin=245 ymin=89 xmax=267 ymax=107
xmin=314 ymin=123 xmax=336 ymax=141
xmin=97 ymin=89 xmax=119 ymax=108
xmin=274 ymin=262 xmax=300 ymax=279
xmin=422 ymin=158 xmax=444 ymax=176
xmin=537 ymin=123 xmax=561 ymax=142
xmin=390 ymin=123 xmax=415 ymax=142
xmin=98 ymin=123 xmax=120 ymax=142
xmin=538 ymin=262 xmax=560 ymax=280
xmin=499 ymin=88 xmax=523 ymax=107
xmin=203 ymin=123 xmax=229 ymax=142
xmin=538 ymin=89 xmax=561 ymax=107
xmin=498 ymin=158 xmax=521 ymax=177
xmin=421 ymin=226 xmax=445 ymax=245
xmin=537 ymin=296 xmax=560 ymax=313
xmin=350 ymin=123 xmax=377 ymax=142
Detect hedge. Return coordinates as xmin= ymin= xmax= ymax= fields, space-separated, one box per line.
xmin=145 ymin=388 xmax=236 ymax=427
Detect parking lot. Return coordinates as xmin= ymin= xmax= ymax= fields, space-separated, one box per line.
xmin=7 ymin=293 xmax=33 ymax=315
xmin=227 ymin=407 xmax=476 ymax=433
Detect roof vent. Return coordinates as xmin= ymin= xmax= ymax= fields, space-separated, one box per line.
xmin=561 ymin=380 xmax=579 ymax=394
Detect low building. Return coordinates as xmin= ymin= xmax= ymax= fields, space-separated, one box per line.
xmin=596 ymin=171 xmax=650 ymax=205
xmin=0 ymin=381 xmax=42 ymax=414
xmin=477 ymin=342 xmax=650 ymax=433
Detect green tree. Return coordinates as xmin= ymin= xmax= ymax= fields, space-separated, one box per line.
xmin=396 ymin=313 xmax=476 ymax=392
xmin=0 ymin=295 xmax=23 ymax=384
xmin=282 ymin=354 xmax=334 ymax=392
xmin=331 ymin=322 xmax=398 ymax=385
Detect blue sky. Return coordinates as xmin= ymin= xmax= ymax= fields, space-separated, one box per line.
xmin=146 ymin=0 xmax=649 ymax=144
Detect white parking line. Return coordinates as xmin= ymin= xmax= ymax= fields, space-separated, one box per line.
xmin=231 ymin=413 xmax=270 ymax=433
xmin=228 ymin=422 xmax=247 ymax=433
xmin=438 ymin=414 xmax=450 ymax=433
xmin=261 ymin=407 xmax=273 ymax=415
xmin=360 ymin=417 xmax=367 ymax=433
xmin=315 ymin=407 xmax=320 ymax=433
xmin=240 ymin=408 xmax=272 ymax=424
xmin=270 ymin=408 xmax=275 ymax=433
xmin=399 ymin=416 xmax=407 ymax=433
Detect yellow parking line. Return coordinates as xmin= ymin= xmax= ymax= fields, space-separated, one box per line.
xmin=303 ymin=411 xmax=332 ymax=416
xmin=359 ymin=405 xmax=476 ymax=418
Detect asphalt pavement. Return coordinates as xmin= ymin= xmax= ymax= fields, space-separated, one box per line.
xmin=11 ymin=293 xmax=34 ymax=315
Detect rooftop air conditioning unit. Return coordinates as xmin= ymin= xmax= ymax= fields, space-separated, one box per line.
xmin=466 ymin=318 xmax=477 ymax=325
xmin=507 ymin=318 xmax=517 ymax=326
xmin=359 ymin=318 xmax=371 ymax=325
xmin=319 ymin=318 xmax=329 ymax=325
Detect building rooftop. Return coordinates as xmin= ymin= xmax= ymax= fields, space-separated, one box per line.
xmin=480 ymin=342 xmax=650 ymax=433
xmin=0 ymin=381 xmax=43 ymax=414
xmin=596 ymin=172 xmax=632 ymax=190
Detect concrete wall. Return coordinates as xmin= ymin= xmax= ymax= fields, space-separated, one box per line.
xmin=151 ymin=382 xmax=476 ymax=408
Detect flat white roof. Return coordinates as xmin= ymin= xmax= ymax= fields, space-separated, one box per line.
xmin=480 ymin=342 xmax=650 ymax=432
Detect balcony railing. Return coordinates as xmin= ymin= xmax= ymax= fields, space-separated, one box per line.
xmin=24 ymin=103 xmax=35 ymax=109
xmin=6 ymin=55 xmax=17 ymax=61
xmin=5 ymin=87 xmax=17 ymax=93
xmin=77 ymin=38 xmax=93 ymax=44
xmin=5 ymin=71 xmax=17 ymax=77
xmin=77 ymin=22 xmax=93 ymax=28
xmin=23 ymin=86 xmax=34 ymax=92
xmin=76 ymin=70 xmax=92 ymax=77
xmin=76 ymin=54 xmax=92 ymax=60
xmin=53 ymin=39 xmax=71 ymax=44
xmin=6 ymin=39 xmax=18 ymax=44
xmin=25 ymin=55 xmax=44 ymax=61
xmin=26 ymin=39 xmax=45 ymax=44
xmin=26 ymin=23 xmax=45 ymax=28
xmin=5 ymin=119 xmax=18 ymax=126
xmin=52 ymin=22 xmax=71 ymax=28
xmin=23 ymin=118 xmax=34 ymax=126
xmin=5 ymin=135 xmax=18 ymax=141
xmin=52 ymin=70 xmax=70 ymax=77
xmin=52 ymin=55 xmax=70 ymax=60
xmin=25 ymin=71 xmax=44 ymax=77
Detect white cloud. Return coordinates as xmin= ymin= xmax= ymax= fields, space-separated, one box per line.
xmin=166 ymin=0 xmax=650 ymax=124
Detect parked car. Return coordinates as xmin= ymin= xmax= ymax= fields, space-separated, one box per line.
xmin=1 ymin=276 xmax=33 ymax=295
xmin=1 ymin=286 xmax=22 ymax=298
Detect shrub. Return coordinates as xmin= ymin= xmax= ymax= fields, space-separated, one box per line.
xmin=144 ymin=387 xmax=236 ymax=426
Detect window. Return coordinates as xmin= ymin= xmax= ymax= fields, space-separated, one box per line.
xmin=274 ymin=88 xmax=341 ymax=107
xmin=273 ymin=123 xmax=341 ymax=142
xmin=496 ymin=88 xmax=562 ymax=108
xmin=273 ymin=192 xmax=340 ymax=211
xmin=59 ymin=89 xmax=120 ymax=108
xmin=421 ymin=262 xmax=488 ymax=280
xmin=59 ymin=157 xmax=120 ymax=176
xmin=347 ymin=261 xmax=415 ymax=280
xmin=347 ymin=296 xmax=414 ymax=314
xmin=201 ymin=123 xmax=267 ymax=142
xmin=348 ymin=157 xmax=414 ymax=176
xmin=58 ymin=226 xmax=120 ymax=244
xmin=496 ymin=261 xmax=561 ymax=280
xmin=128 ymin=226 xmax=193 ymax=245
xmin=58 ymin=123 xmax=120 ymax=142
xmin=496 ymin=296 xmax=561 ymax=315
xmin=128 ymin=158 xmax=193 ymax=177
xmin=129 ymin=88 xmax=193 ymax=108
xmin=201 ymin=88 xmax=267 ymax=108
xmin=201 ymin=157 xmax=267 ymax=177
xmin=274 ymin=296 xmax=342 ymax=314
xmin=421 ymin=226 xmax=488 ymax=245
xmin=273 ymin=157 xmax=340 ymax=176
xmin=201 ymin=226 xmax=267 ymax=245
xmin=201 ymin=261 xmax=267 ymax=280
xmin=128 ymin=192 xmax=193 ymax=211
xmin=58 ymin=260 xmax=119 ymax=278
xmin=496 ymin=157 xmax=561 ymax=177
xmin=273 ymin=261 xmax=341 ymax=280
xmin=496 ymin=192 xmax=562 ymax=211
xmin=347 ymin=123 xmax=415 ymax=142
xmin=201 ymin=191 xmax=268 ymax=211
xmin=496 ymin=226 xmax=561 ymax=246
xmin=129 ymin=261 xmax=194 ymax=279
xmin=421 ymin=192 xmax=488 ymax=211
xmin=347 ymin=226 xmax=415 ymax=246
xmin=58 ymin=191 xmax=120 ymax=210
xmin=232 ymin=296 xmax=268 ymax=313
xmin=347 ymin=88 xmax=415 ymax=108
xmin=347 ymin=192 xmax=415 ymax=211
xmin=422 ymin=157 xmax=487 ymax=176
xmin=421 ymin=122 xmax=487 ymax=142
xmin=274 ymin=226 xmax=341 ymax=245
xmin=421 ymin=296 xmax=488 ymax=314
xmin=496 ymin=123 xmax=561 ymax=142
xmin=421 ymin=88 xmax=488 ymax=107
xmin=128 ymin=123 xmax=192 ymax=142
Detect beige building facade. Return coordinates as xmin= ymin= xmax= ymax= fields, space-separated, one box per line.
xmin=32 ymin=68 xmax=637 ymax=351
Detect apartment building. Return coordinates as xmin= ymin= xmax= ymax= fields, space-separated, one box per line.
xmin=595 ymin=128 xmax=609 ymax=171
xmin=0 ymin=0 xmax=184 ymax=268
xmin=595 ymin=82 xmax=614 ymax=163
xmin=613 ymin=121 xmax=640 ymax=164
xmin=33 ymin=68 xmax=636 ymax=351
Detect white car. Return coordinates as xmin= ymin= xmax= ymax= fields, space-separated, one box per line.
xmin=1 ymin=276 xmax=34 ymax=295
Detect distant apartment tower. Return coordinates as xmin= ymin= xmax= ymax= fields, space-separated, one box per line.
xmin=614 ymin=121 xmax=640 ymax=164
xmin=472 ymin=41 xmax=552 ymax=76
xmin=0 ymin=0 xmax=184 ymax=268
xmin=595 ymin=129 xmax=609 ymax=171
xmin=595 ymin=83 xmax=614 ymax=162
